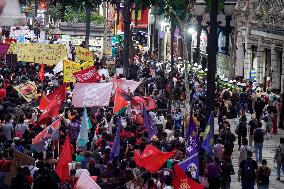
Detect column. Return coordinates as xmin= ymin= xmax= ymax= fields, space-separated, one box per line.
xmin=256 ymin=38 xmax=264 ymax=85
xmin=271 ymin=44 xmax=280 ymax=89
xmin=235 ymin=30 xmax=244 ymax=76
xmin=244 ymin=45 xmax=252 ymax=80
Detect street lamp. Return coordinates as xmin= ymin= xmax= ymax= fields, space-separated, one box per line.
xmin=188 ymin=27 xmax=195 ymax=35
xmin=193 ymin=0 xmax=206 ymax=65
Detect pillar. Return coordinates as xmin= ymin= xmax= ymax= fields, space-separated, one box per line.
xmin=256 ymin=38 xmax=264 ymax=85
xmin=244 ymin=45 xmax=252 ymax=80
xmin=271 ymin=44 xmax=280 ymax=89
xmin=235 ymin=29 xmax=244 ymax=77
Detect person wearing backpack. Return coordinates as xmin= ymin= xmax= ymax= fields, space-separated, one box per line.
xmin=236 ymin=115 xmax=247 ymax=150
xmin=253 ymin=123 xmax=265 ymax=163
xmin=238 ymin=151 xmax=258 ymax=189
xmin=274 ymin=137 xmax=284 ymax=180
xmin=219 ymin=159 xmax=234 ymax=189
xmin=248 ymin=114 xmax=258 ymax=147
xmin=256 ymin=159 xmax=271 ymax=189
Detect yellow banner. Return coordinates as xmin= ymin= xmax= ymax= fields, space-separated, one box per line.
xmin=81 ymin=61 xmax=94 ymax=70
xmin=13 ymin=81 xmax=37 ymax=102
xmin=8 ymin=43 xmax=67 ymax=66
xmin=63 ymin=60 xmax=81 ymax=82
xmin=75 ymin=46 xmax=94 ymax=62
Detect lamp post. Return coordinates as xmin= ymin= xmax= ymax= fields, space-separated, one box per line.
xmin=193 ymin=1 xmax=206 ymax=65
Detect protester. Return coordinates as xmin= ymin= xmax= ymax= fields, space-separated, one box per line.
xmin=248 ymin=114 xmax=258 ymax=147
xmin=254 ymin=123 xmax=265 ymax=163
xmin=239 ymin=138 xmax=252 ymax=164
xmin=206 ymin=157 xmax=221 ymax=189
xmin=256 ymin=159 xmax=271 ymax=189
xmin=274 ymin=137 xmax=284 ymax=180
xmin=238 ymin=151 xmax=258 ymax=189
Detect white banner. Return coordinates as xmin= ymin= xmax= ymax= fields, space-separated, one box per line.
xmin=72 ymin=82 xmax=113 ymax=107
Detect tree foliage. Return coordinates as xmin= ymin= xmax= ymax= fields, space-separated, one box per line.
xmin=48 ymin=2 xmax=105 ymax=23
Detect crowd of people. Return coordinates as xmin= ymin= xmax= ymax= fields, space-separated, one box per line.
xmin=0 ymin=38 xmax=283 ymax=189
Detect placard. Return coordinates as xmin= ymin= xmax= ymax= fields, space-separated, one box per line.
xmin=8 ymin=43 xmax=67 ymax=65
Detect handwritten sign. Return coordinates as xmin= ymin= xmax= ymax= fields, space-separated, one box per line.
xmin=75 ymin=46 xmax=94 ymax=62
xmin=0 ymin=43 xmax=9 ymax=56
xmin=8 ymin=43 xmax=67 ymax=65
xmin=63 ymin=60 xmax=81 ymax=82
xmin=13 ymin=81 xmax=37 ymax=102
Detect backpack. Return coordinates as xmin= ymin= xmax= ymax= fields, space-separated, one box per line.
xmin=241 ymin=159 xmax=255 ymax=181
xmin=254 ymin=128 xmax=264 ymax=143
xmin=257 ymin=167 xmax=270 ymax=185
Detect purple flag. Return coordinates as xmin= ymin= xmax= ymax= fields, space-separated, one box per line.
xmin=186 ymin=114 xmax=200 ymax=157
xmin=187 ymin=114 xmax=197 ymax=139
xmin=110 ymin=118 xmax=122 ymax=160
xmin=179 ymin=153 xmax=199 ymax=179
xmin=143 ymin=108 xmax=158 ymax=139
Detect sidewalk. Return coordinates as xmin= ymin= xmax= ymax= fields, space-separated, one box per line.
xmin=219 ymin=116 xmax=284 ymax=189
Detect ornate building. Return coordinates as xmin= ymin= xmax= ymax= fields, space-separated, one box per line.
xmin=235 ymin=0 xmax=284 ymax=91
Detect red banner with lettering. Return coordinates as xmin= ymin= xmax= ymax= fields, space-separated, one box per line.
xmin=73 ymin=66 xmax=101 ymax=83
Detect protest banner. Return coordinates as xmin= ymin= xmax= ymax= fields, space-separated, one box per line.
xmin=4 ymin=151 xmax=34 ymax=186
xmin=73 ymin=66 xmax=101 ymax=83
xmin=0 ymin=43 xmax=9 ymax=56
xmin=76 ymin=46 xmax=94 ymax=62
xmin=8 ymin=43 xmax=67 ymax=65
xmin=63 ymin=60 xmax=81 ymax=82
xmin=72 ymin=82 xmax=113 ymax=107
xmin=81 ymin=61 xmax=94 ymax=70
xmin=13 ymin=81 xmax=37 ymax=102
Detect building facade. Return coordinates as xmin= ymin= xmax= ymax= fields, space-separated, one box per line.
xmin=234 ymin=0 xmax=284 ymax=92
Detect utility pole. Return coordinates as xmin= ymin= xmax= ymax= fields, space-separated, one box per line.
xmin=206 ymin=0 xmax=218 ymax=116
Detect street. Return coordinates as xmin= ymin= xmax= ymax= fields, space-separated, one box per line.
xmin=219 ymin=116 xmax=284 ymax=189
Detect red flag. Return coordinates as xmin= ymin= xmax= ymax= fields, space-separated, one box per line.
xmin=131 ymin=96 xmax=156 ymax=110
xmin=32 ymin=119 xmax=61 ymax=144
xmin=134 ymin=145 xmax=175 ymax=173
xmin=38 ymin=64 xmax=44 ymax=82
xmin=113 ymin=88 xmax=129 ymax=114
xmin=40 ymin=84 xmax=66 ymax=110
xmin=73 ymin=66 xmax=101 ymax=83
xmin=38 ymin=94 xmax=50 ymax=111
xmin=37 ymin=100 xmax=60 ymax=125
xmin=172 ymin=164 xmax=204 ymax=189
xmin=56 ymin=135 xmax=72 ymax=182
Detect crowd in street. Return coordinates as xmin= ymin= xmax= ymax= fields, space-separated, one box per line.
xmin=0 ymin=40 xmax=283 ymax=189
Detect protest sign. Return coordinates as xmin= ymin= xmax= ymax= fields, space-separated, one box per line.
xmin=8 ymin=43 xmax=67 ymax=65
xmin=76 ymin=46 xmax=94 ymax=62
xmin=63 ymin=60 xmax=81 ymax=82
xmin=0 ymin=43 xmax=9 ymax=56
xmin=72 ymin=82 xmax=113 ymax=107
xmin=73 ymin=66 xmax=101 ymax=83
xmin=13 ymin=81 xmax=37 ymax=102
